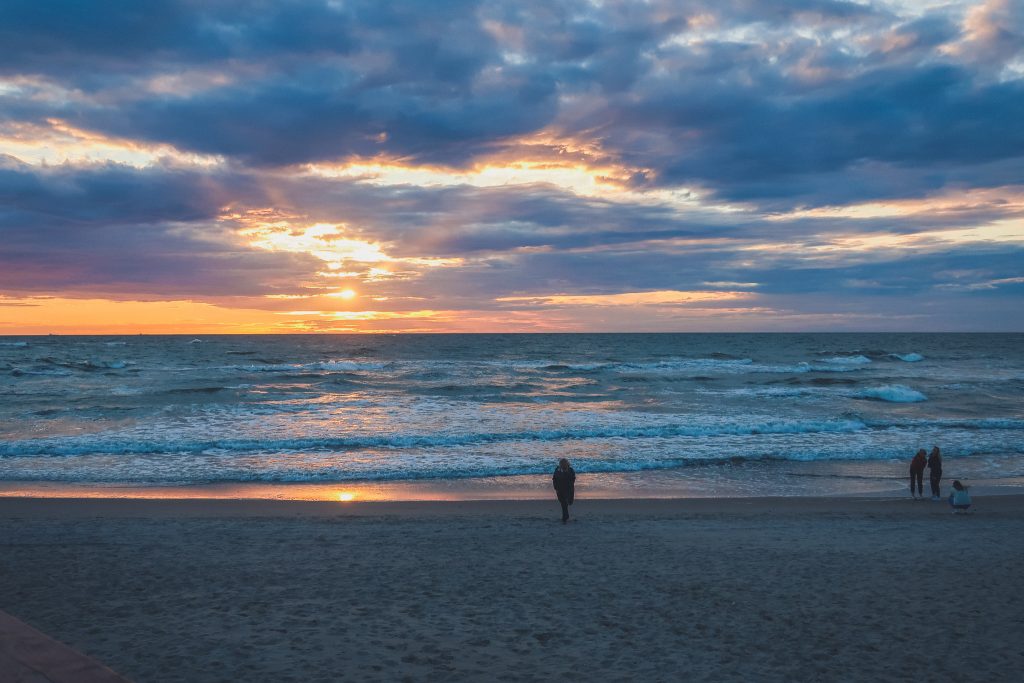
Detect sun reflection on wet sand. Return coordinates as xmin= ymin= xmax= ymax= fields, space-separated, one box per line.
xmin=0 ymin=460 xmax=992 ymax=502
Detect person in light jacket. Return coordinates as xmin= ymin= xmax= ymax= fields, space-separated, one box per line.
xmin=949 ymin=480 xmax=971 ymax=514
xmin=552 ymin=458 xmax=576 ymax=524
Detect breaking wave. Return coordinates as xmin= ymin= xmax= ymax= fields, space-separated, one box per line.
xmin=0 ymin=418 xmax=871 ymax=457
xmin=856 ymin=385 xmax=927 ymax=403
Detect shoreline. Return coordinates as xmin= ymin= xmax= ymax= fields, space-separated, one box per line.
xmin=3 ymin=455 xmax=1023 ymax=501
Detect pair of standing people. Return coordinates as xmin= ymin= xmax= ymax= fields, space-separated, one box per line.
xmin=909 ymin=446 xmax=942 ymax=500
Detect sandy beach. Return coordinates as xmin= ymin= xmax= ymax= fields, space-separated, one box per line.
xmin=2 ymin=494 xmax=1023 ymax=682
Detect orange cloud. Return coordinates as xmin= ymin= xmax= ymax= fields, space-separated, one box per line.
xmin=0 ymin=117 xmax=221 ymax=167
xmin=496 ymin=290 xmax=753 ymax=307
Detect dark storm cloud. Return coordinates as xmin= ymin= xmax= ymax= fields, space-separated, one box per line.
xmin=0 ymin=160 xmax=317 ymax=297
xmin=0 ymin=156 xmax=1022 ymax=315
xmin=259 ymin=171 xmax=1024 ymax=257
xmin=0 ymin=0 xmax=1022 ymax=327
xmin=272 ymin=178 xmax=732 ymax=254
xmin=1 ymin=0 xmax=558 ymax=166
xmin=94 ymin=67 xmax=558 ymax=166
xmin=0 ymin=0 xmax=357 ymax=75
xmin=0 ymin=156 xmax=233 ymax=227
xmin=630 ymin=63 xmax=1024 ymax=206
xmin=398 ymin=239 xmax=1024 ymax=309
xmin=9 ymin=0 xmax=1019 ymax=189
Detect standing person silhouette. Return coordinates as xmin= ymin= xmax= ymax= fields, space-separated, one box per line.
xmin=909 ymin=449 xmax=927 ymax=499
xmin=927 ymin=446 xmax=943 ymax=501
xmin=552 ymin=458 xmax=576 ymax=524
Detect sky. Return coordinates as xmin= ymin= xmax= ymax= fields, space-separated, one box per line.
xmin=1 ymin=0 xmax=1022 ymax=334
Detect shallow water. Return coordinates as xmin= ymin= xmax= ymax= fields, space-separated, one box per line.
xmin=1 ymin=333 xmax=1022 ymax=489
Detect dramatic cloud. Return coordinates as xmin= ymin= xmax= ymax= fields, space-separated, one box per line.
xmin=0 ymin=158 xmax=317 ymax=297
xmin=0 ymin=0 xmax=1021 ymax=331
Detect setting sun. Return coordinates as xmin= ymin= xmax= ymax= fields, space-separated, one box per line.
xmin=336 ymin=289 xmax=357 ymax=300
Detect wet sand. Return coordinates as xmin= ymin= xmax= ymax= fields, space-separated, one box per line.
xmin=2 ymin=495 xmax=1023 ymax=682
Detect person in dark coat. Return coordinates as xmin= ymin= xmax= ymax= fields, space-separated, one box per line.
xmin=552 ymin=458 xmax=576 ymax=524
xmin=927 ymin=446 xmax=943 ymax=500
xmin=909 ymin=449 xmax=927 ymax=499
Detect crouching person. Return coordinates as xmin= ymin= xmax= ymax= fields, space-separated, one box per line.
xmin=949 ymin=480 xmax=972 ymax=514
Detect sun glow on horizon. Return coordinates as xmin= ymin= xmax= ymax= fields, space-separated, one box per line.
xmin=239 ymin=220 xmax=462 ymax=274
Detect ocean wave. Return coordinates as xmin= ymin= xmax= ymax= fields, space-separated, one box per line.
xmin=407 ymin=382 xmax=542 ymax=396
xmin=804 ymin=377 xmax=859 ymax=385
xmin=756 ymin=361 xmax=866 ymax=374
xmin=820 ymin=355 xmax=872 ymax=365
xmin=7 ymin=444 xmax=1023 ymax=484
xmin=231 ymin=360 xmax=388 ymax=373
xmin=615 ymin=358 xmax=754 ymax=371
xmin=181 ymin=355 xmax=876 ymax=379
xmin=0 ymin=456 xmax=801 ymax=483
xmin=0 ymin=418 xmax=870 ymax=457
xmin=509 ymin=358 xmax=758 ymax=374
xmin=721 ymin=383 xmax=927 ymax=402
xmin=863 ymin=417 xmax=1024 ymax=430
xmin=0 ymin=341 xmax=29 ymax=347
xmin=891 ymin=352 xmax=924 ymax=362
xmin=164 ymin=386 xmax=233 ymax=395
xmin=607 ymin=359 xmax=848 ymax=375
xmin=9 ymin=367 xmax=74 ymax=377
xmin=542 ymin=362 xmax=606 ymax=372
xmin=856 ymin=385 xmax=927 ymax=403
xmin=808 ymin=363 xmax=868 ymax=373
xmin=34 ymin=357 xmax=131 ymax=372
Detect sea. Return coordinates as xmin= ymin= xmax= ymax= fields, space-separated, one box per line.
xmin=2 ymin=333 xmax=1023 ymax=498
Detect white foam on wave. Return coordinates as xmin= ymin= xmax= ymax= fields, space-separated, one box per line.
xmin=0 ymin=341 xmax=29 ymax=347
xmin=857 ymin=384 xmax=927 ymax=403
xmin=7 ymin=428 xmax=1024 ymax=484
xmin=719 ymin=384 xmax=929 ymax=403
xmin=316 ymin=360 xmax=387 ymax=372
xmin=526 ymin=358 xmax=758 ymax=374
xmin=232 ymin=359 xmax=388 ymax=373
xmin=865 ymin=417 xmax=1024 ymax=430
xmin=892 ymin=352 xmax=924 ymax=362
xmin=0 ymin=417 xmax=871 ymax=457
xmin=731 ymin=387 xmax=818 ymax=398
xmin=820 ymin=355 xmax=872 ymax=365
xmin=744 ymin=361 xmax=867 ymax=374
